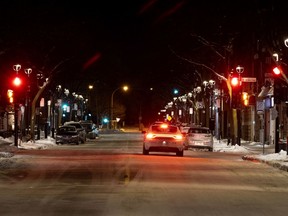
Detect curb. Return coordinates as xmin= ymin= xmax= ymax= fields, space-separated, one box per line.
xmin=242 ymin=155 xmax=288 ymax=172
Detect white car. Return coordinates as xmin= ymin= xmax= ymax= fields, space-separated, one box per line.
xmin=184 ymin=126 xmax=213 ymax=151
xmin=143 ymin=123 xmax=185 ymax=157
xmin=180 ymin=126 xmax=190 ymax=134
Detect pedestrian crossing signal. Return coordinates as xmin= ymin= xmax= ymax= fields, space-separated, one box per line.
xmin=7 ymin=90 xmax=13 ymax=103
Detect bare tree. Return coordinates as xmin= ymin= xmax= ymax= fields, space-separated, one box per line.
xmin=29 ymin=60 xmax=68 ymax=141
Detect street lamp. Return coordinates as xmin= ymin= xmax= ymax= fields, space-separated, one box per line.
xmin=284 ymin=38 xmax=288 ymax=48
xmin=203 ymin=79 xmax=215 ymax=118
xmin=24 ymin=68 xmax=32 ymax=139
xmin=235 ymin=66 xmax=244 ymax=146
xmin=88 ymin=85 xmax=94 ymax=120
xmin=202 ymin=80 xmax=216 ymax=129
xmin=191 ymin=86 xmax=202 ymax=125
xmin=110 ymin=85 xmax=128 ymax=129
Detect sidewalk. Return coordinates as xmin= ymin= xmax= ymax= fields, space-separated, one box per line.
xmin=240 ymin=140 xmax=275 ymax=154
xmin=239 ymin=141 xmax=288 ymax=172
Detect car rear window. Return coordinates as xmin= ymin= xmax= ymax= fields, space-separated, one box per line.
xmin=151 ymin=125 xmax=178 ymax=133
xmin=189 ymin=128 xmax=210 ymax=134
xmin=57 ymin=127 xmax=77 ymax=135
xmin=80 ymin=123 xmax=93 ymax=131
xmin=67 ymin=123 xmax=82 ymax=129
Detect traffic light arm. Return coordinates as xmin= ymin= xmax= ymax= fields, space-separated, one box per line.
xmin=281 ymin=71 xmax=288 ymax=85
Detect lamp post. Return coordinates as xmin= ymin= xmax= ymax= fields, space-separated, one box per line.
xmin=24 ymin=68 xmax=32 ymax=138
xmin=72 ymin=92 xmax=84 ymax=121
xmin=203 ymin=80 xmax=215 ymax=117
xmin=110 ymin=85 xmax=128 ymax=129
xmin=192 ymin=86 xmax=202 ymax=125
xmin=88 ymin=85 xmax=93 ymax=120
xmin=203 ymin=80 xmax=215 ymax=128
xmin=235 ymin=66 xmax=244 ymax=146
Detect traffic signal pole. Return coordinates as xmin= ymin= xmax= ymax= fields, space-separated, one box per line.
xmin=273 ymin=66 xmax=283 ymax=153
xmin=14 ymin=104 xmax=18 ymax=147
xmin=230 ymin=72 xmax=242 ymax=145
xmin=275 ymin=105 xmax=280 ymax=153
xmin=237 ymin=108 xmax=241 ymax=146
xmin=274 ymin=77 xmax=280 ymax=153
xmin=11 ymin=65 xmax=23 ymax=147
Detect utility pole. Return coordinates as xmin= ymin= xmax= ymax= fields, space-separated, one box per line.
xmin=273 ymin=66 xmax=281 ymax=153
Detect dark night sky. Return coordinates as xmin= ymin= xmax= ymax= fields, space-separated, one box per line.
xmin=1 ymin=0 xmax=288 ymax=124
xmin=0 ymin=1 xmax=255 ymax=85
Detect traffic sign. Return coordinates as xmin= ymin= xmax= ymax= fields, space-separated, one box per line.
xmin=242 ymin=77 xmax=256 ymax=82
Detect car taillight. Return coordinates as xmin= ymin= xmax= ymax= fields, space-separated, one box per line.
xmin=160 ymin=123 xmax=168 ymax=129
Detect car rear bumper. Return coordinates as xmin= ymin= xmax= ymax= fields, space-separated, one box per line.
xmin=144 ymin=141 xmax=185 ymax=152
xmin=185 ymin=142 xmax=213 ymax=150
xmin=56 ymin=137 xmax=79 ymax=144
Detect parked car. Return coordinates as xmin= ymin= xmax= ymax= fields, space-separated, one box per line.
xmin=56 ymin=125 xmax=81 ymax=145
xmin=64 ymin=121 xmax=86 ymax=143
xmin=184 ymin=126 xmax=213 ymax=151
xmin=143 ymin=122 xmax=185 ymax=157
xmin=79 ymin=120 xmax=99 ymax=139
xmin=180 ymin=126 xmax=190 ymax=135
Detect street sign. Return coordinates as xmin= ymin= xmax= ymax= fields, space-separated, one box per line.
xmin=242 ymin=77 xmax=256 ymax=82
xmin=167 ymin=115 xmax=172 ymax=121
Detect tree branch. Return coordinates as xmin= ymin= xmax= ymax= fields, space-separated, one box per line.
xmin=169 ymin=46 xmax=227 ymax=81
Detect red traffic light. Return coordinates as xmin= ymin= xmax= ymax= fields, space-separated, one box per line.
xmin=231 ymin=76 xmax=240 ymax=87
xmin=12 ymin=76 xmax=22 ymax=87
xmin=273 ymin=66 xmax=281 ymax=75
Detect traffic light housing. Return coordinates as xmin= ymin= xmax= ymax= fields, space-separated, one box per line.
xmin=9 ymin=74 xmax=25 ymax=104
xmin=230 ymin=74 xmax=242 ymax=109
xmin=272 ymin=65 xmax=283 ymax=104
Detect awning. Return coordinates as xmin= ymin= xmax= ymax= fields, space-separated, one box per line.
xmin=258 ymin=86 xmax=273 ymax=99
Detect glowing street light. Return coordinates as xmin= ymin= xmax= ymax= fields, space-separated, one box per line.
xmin=110 ymin=85 xmax=128 ymax=129
xmin=284 ymin=38 xmax=288 ymax=48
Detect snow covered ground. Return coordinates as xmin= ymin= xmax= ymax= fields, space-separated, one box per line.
xmin=1 ymin=135 xmax=288 ymax=171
